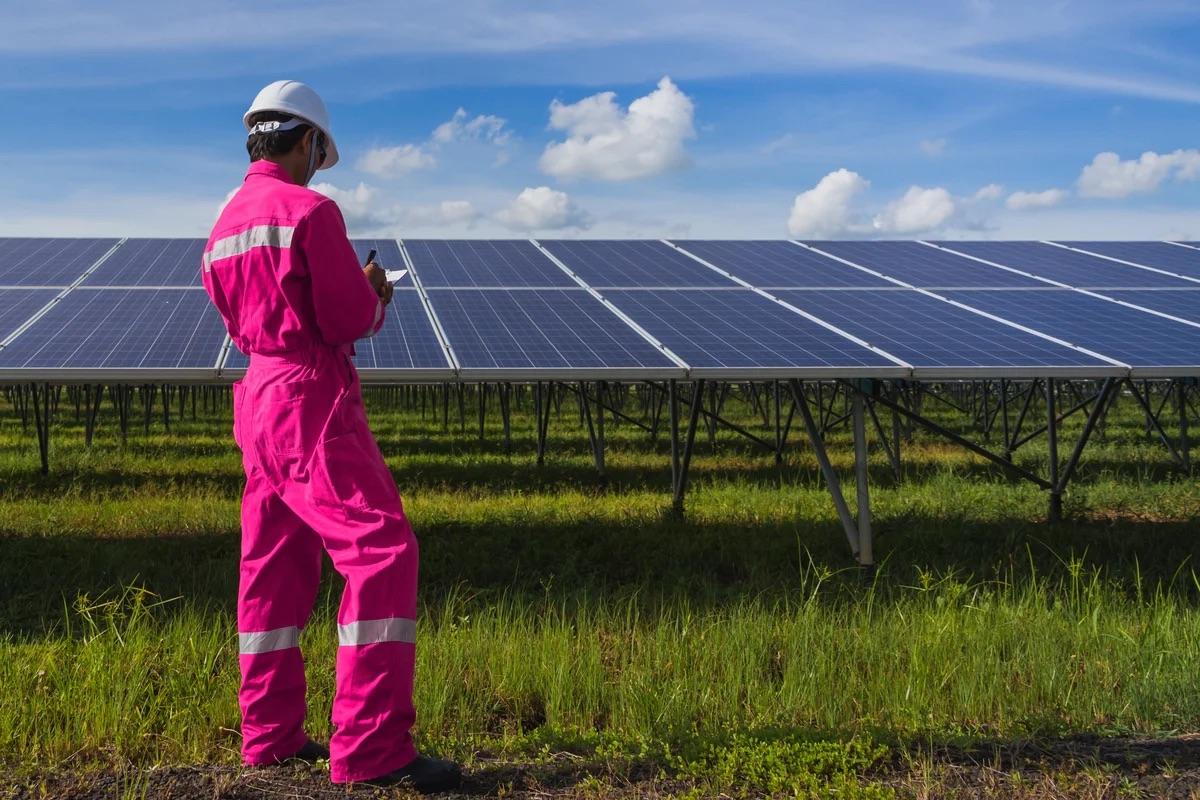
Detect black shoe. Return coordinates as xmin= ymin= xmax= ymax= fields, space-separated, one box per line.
xmin=363 ymin=755 xmax=463 ymax=793
xmin=277 ymin=739 xmax=330 ymax=764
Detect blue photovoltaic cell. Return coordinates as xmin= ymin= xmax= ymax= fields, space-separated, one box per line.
xmin=351 ymin=291 xmax=448 ymax=370
xmin=82 ymin=238 xmax=206 ymax=286
xmin=352 ymin=239 xmax=404 ymax=276
xmin=0 ymin=238 xmax=119 ymax=286
xmin=426 ymin=289 xmax=675 ymax=369
xmin=602 ymin=289 xmax=893 ymax=370
xmin=404 ymin=240 xmax=574 ymax=288
xmin=938 ymin=241 xmax=1194 ymax=288
xmin=0 ymin=289 xmax=57 ymax=341
xmin=542 ymin=240 xmax=739 ymax=287
xmin=0 ymin=289 xmax=226 ymax=369
xmin=774 ymin=290 xmax=1110 ymax=370
xmin=1057 ymin=242 xmax=1200 ymax=281
xmin=223 ymin=291 xmax=448 ymax=371
xmin=944 ymin=289 xmax=1200 ymax=369
xmin=808 ymin=241 xmax=1044 ymax=288
xmin=1097 ymin=290 xmax=1200 ymax=325
xmin=671 ymin=240 xmax=893 ymax=288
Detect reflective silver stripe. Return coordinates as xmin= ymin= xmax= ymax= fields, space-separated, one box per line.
xmin=204 ymin=224 xmax=296 ymax=268
xmin=338 ymin=617 xmax=416 ymax=646
xmin=239 ymin=626 xmax=300 ymax=655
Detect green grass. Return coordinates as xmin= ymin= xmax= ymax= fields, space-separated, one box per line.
xmin=1 ymin=384 xmax=1198 ymax=796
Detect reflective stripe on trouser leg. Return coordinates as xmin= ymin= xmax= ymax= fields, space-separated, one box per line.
xmin=338 ymin=617 xmax=416 ymax=647
xmin=239 ymin=626 xmax=301 ymax=655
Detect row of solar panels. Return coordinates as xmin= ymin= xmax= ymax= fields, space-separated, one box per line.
xmin=0 ymin=237 xmax=1198 ymax=382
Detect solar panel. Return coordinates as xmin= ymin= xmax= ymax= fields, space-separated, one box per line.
xmin=671 ymin=240 xmax=893 ymax=288
xmin=1056 ymin=242 xmax=1200 ymax=281
xmin=220 ymin=290 xmax=451 ymax=377
xmin=943 ymin=289 xmax=1200 ymax=375
xmin=601 ymin=289 xmax=900 ymax=376
xmin=808 ymin=241 xmax=1045 ymax=288
xmin=81 ymin=238 xmax=206 ymax=286
xmin=0 ymin=238 xmax=119 ymax=287
xmin=773 ymin=289 xmax=1114 ymax=376
xmin=542 ymin=240 xmax=740 ymax=288
xmin=425 ymin=288 xmax=679 ymax=377
xmin=1097 ymin=289 xmax=1200 ymax=325
xmin=404 ymin=240 xmax=574 ymax=288
xmin=938 ymin=241 xmax=1194 ymax=288
xmin=0 ymin=289 xmax=225 ymax=376
xmin=0 ymin=289 xmax=58 ymax=342
xmin=347 ymin=291 xmax=450 ymax=372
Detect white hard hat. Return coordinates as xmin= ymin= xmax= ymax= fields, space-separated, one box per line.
xmin=243 ymin=80 xmax=339 ymax=169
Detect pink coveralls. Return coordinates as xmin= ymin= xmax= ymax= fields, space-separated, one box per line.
xmin=202 ymin=160 xmax=419 ymax=784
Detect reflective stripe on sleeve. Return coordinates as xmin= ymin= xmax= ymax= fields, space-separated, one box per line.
xmin=338 ymin=617 xmax=417 ymax=647
xmin=204 ymin=224 xmax=296 ymax=268
xmin=238 ymin=625 xmax=300 ymax=655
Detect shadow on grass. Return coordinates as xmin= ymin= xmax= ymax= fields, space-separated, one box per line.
xmin=4 ymin=510 xmax=1200 ymax=638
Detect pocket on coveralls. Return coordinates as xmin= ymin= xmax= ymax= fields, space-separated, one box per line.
xmin=313 ymin=389 xmax=402 ymax=512
xmin=258 ymin=378 xmax=350 ymax=456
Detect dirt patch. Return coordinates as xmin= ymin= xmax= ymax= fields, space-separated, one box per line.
xmin=7 ymin=736 xmax=1200 ymax=799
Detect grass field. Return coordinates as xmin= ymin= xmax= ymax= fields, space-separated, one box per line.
xmin=2 ymin=383 xmax=1199 ymax=799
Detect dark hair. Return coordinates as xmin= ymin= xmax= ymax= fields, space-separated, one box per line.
xmin=245 ymin=110 xmax=313 ymax=162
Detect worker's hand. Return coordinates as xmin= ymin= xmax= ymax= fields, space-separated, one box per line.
xmin=363 ymin=262 xmax=392 ymax=306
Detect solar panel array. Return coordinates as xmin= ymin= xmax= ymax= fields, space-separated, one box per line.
xmin=0 ymin=237 xmax=1197 ymax=381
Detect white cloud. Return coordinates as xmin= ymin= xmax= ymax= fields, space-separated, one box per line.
xmin=539 ymin=76 xmax=695 ymax=181
xmin=872 ymin=186 xmax=956 ymax=234
xmin=1005 ymin=188 xmax=1067 ymax=210
xmin=312 ymin=182 xmax=478 ymax=232
xmin=356 ymin=144 xmax=436 ymax=178
xmin=786 ymin=169 xmax=870 ymax=238
xmin=1077 ymin=149 xmax=1200 ymax=198
xmin=496 ymin=186 xmax=590 ymax=231
xmin=920 ymin=138 xmax=948 ymax=157
xmin=433 ymin=107 xmax=511 ymax=146
xmin=972 ymin=183 xmax=1004 ymax=201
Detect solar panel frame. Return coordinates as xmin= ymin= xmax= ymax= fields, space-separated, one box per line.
xmin=425 ymin=288 xmax=685 ymax=380
xmin=669 ymin=240 xmax=895 ymax=288
xmin=541 ymin=240 xmax=742 ymax=288
xmin=1093 ymin=289 xmax=1200 ymax=326
xmin=0 ymin=238 xmax=121 ymax=287
xmin=935 ymin=241 xmax=1197 ymax=288
xmin=1055 ymin=241 xmax=1200 ymax=282
xmin=80 ymin=238 xmax=207 ymax=287
xmin=807 ymin=240 xmax=1048 ymax=289
xmin=0 ymin=288 xmax=60 ymax=344
xmin=0 ymin=288 xmax=226 ymax=381
xmin=942 ymin=289 xmax=1200 ymax=377
xmin=403 ymin=239 xmax=576 ymax=288
xmin=772 ymin=289 xmax=1120 ymax=379
xmin=600 ymin=288 xmax=907 ymax=379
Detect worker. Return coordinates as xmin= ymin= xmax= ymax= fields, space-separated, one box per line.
xmin=200 ymin=79 xmax=461 ymax=793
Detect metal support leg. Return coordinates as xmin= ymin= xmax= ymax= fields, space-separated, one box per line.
xmin=500 ymin=383 xmax=512 ymax=454
xmin=534 ymin=382 xmax=546 ymax=466
xmin=595 ymin=381 xmax=606 ymax=475
xmin=30 ymin=383 xmax=51 ymax=475
xmin=852 ymin=388 xmax=873 ymax=568
xmin=773 ymin=380 xmax=783 ymax=465
xmin=1047 ymin=378 xmax=1061 ymax=523
xmin=672 ymin=379 xmax=705 ymax=515
xmin=1180 ymin=381 xmax=1191 ymax=470
xmin=668 ymin=380 xmax=680 ymax=496
xmin=790 ymin=380 xmax=860 ymax=559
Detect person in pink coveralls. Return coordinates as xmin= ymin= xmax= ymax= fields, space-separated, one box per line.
xmin=201 ymin=80 xmax=460 ymax=794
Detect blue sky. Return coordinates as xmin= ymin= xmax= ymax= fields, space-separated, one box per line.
xmin=2 ymin=1 xmax=1198 ymax=239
